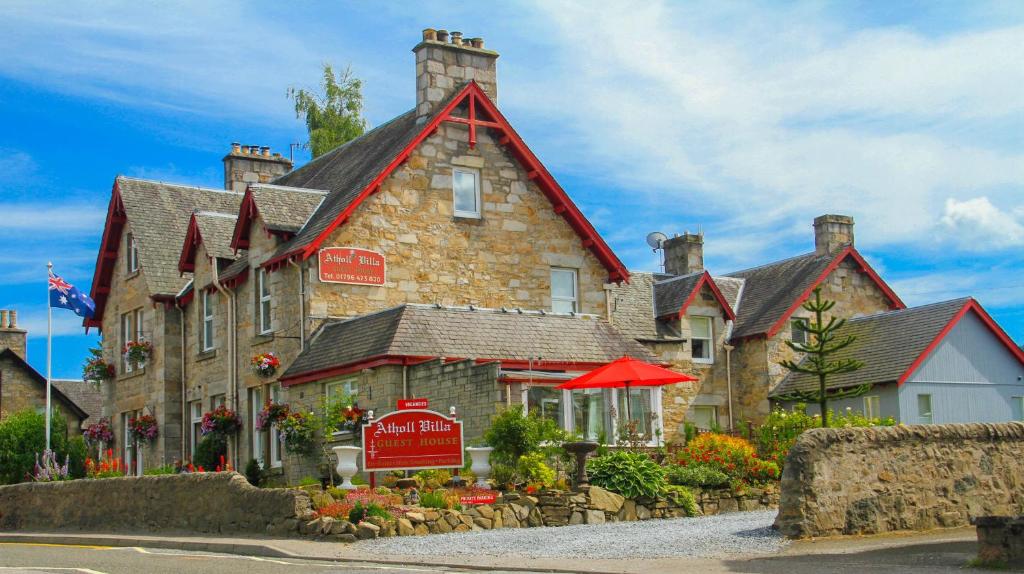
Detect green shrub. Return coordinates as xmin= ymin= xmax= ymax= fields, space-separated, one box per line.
xmin=297 ymin=476 xmax=320 ymax=487
xmin=244 ymin=458 xmax=264 ymax=486
xmin=348 ymin=501 xmax=391 ymax=523
xmin=194 ymin=433 xmax=227 ymax=470
xmin=515 ymin=452 xmax=554 ymax=488
xmin=663 ymin=485 xmax=699 ymax=516
xmin=756 ymin=404 xmax=896 ymax=469
xmin=484 ymin=406 xmax=567 ymax=466
xmin=587 ymin=451 xmax=666 ymax=499
xmin=677 ymin=434 xmax=779 ymax=486
xmin=143 ymin=464 xmax=178 ymax=475
xmin=490 ymin=463 xmax=516 ymax=488
xmin=418 ymin=491 xmax=449 ymax=509
xmin=665 ymin=463 xmax=730 ymax=489
xmin=413 ymin=469 xmax=451 ymax=490
xmin=65 ymin=435 xmax=88 ymax=479
xmin=0 ymin=410 xmax=73 ymax=484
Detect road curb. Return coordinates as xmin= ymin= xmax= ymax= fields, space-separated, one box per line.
xmin=0 ymin=532 xmax=619 ymax=574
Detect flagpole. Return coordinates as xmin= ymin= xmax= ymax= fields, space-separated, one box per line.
xmin=46 ymin=261 xmax=53 ymax=452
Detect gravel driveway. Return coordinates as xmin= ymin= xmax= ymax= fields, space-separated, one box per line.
xmin=354 ymin=510 xmax=787 ymax=559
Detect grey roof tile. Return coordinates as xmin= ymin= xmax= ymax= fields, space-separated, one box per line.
xmin=724 ymin=252 xmax=835 ymax=339
xmin=653 ymin=272 xmax=704 ymax=317
xmin=771 ymin=298 xmax=969 ymax=396
xmin=193 ymin=211 xmax=239 ymax=260
xmin=248 ymin=184 xmax=327 ymax=233
xmin=284 ymin=305 xmax=658 ymax=379
xmin=51 ymin=379 xmax=103 ymax=428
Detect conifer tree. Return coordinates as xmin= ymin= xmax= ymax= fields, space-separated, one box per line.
xmin=776 ymin=287 xmax=868 ymax=427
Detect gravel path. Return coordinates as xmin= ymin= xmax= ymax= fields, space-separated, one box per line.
xmin=353 ymin=510 xmax=788 ymax=559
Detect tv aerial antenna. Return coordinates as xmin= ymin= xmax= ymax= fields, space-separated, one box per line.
xmin=646 ymin=231 xmax=668 ymax=273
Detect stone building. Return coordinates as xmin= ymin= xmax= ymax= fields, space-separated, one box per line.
xmin=86 ymin=29 xmax=660 ymax=481
xmin=0 ymin=310 xmax=95 ymax=436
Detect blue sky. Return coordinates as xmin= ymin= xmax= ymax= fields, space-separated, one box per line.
xmin=1 ymin=1 xmax=1022 ymax=379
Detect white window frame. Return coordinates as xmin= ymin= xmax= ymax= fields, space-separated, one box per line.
xmin=325 ymin=378 xmax=359 ymax=407
xmin=190 ymin=400 xmax=203 ymax=458
xmin=211 ymin=394 xmax=226 ymax=408
xmin=250 ymin=387 xmax=264 ymax=466
xmin=691 ymin=405 xmax=718 ymax=431
xmin=258 ymin=269 xmax=272 ymax=335
xmin=202 ymin=290 xmax=215 ymax=351
xmin=550 ymin=268 xmax=578 ymax=314
xmin=863 ymin=395 xmax=881 ymax=420
xmin=269 ymin=384 xmax=283 ymax=468
xmin=121 ymin=312 xmax=134 ymax=373
xmin=791 ymin=318 xmax=809 ymax=345
xmin=126 ymin=232 xmax=139 ymax=273
xmin=452 ymin=167 xmax=481 ymax=218
xmin=917 ymin=394 xmax=933 ymax=424
xmin=123 ymin=410 xmax=142 ymax=476
xmin=690 ymin=316 xmax=714 ymax=364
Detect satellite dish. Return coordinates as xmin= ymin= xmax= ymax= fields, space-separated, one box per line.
xmin=646 ymin=231 xmax=668 ymax=250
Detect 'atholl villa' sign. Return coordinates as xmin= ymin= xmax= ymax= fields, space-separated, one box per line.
xmin=318 ymin=247 xmax=386 ymax=286
xmin=362 ymin=409 xmax=464 ymax=471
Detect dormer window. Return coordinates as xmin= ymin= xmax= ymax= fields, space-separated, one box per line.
xmin=452 ymin=168 xmax=480 ymax=218
xmin=126 ymin=232 xmax=139 ymax=273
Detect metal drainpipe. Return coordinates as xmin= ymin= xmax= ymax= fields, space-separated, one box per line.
xmin=210 ymin=262 xmax=238 ymax=469
xmin=288 ymin=259 xmax=305 ymax=351
xmin=176 ymin=302 xmax=187 ymax=462
xmin=724 ymin=344 xmax=734 ymax=431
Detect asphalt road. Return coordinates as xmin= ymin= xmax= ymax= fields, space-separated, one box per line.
xmin=727 ymin=540 xmax=984 ymax=573
xmin=0 ymin=543 xmax=534 ymax=574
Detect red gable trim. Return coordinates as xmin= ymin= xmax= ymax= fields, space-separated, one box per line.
xmin=662 ymin=271 xmax=737 ymax=321
xmin=230 ymin=188 xmax=258 ymax=251
xmin=84 ymin=180 xmax=128 ymax=330
xmin=897 ymin=299 xmax=1024 ymax=386
xmin=263 ymin=82 xmax=630 ymax=283
xmin=762 ymin=247 xmax=906 ymax=339
xmin=178 ymin=213 xmax=203 ymax=274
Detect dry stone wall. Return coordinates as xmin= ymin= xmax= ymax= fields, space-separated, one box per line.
xmin=777 ymin=422 xmax=1024 ymax=539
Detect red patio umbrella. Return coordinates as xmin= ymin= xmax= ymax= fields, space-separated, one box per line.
xmin=555 ymin=356 xmax=698 ymax=417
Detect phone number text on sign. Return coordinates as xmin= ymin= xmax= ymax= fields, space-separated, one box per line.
xmin=318 ymin=247 xmax=386 ymax=286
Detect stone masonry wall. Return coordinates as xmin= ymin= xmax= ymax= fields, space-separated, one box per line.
xmin=776 ymin=422 xmax=1024 ymax=539
xmin=0 ymin=354 xmax=82 ymax=437
xmin=0 ymin=472 xmax=312 ymax=536
xmin=407 ymin=359 xmax=502 ymax=442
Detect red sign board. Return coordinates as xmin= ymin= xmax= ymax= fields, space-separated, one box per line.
xmin=318 ymin=247 xmax=386 ymax=286
xmin=460 ymin=493 xmax=498 ymax=505
xmin=362 ymin=409 xmax=464 ymax=471
xmin=397 ymin=398 xmax=429 ymax=410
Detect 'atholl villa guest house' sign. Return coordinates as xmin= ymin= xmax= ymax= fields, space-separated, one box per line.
xmin=362 ymin=409 xmax=464 ymax=471
xmin=318 ymin=247 xmax=386 ymax=286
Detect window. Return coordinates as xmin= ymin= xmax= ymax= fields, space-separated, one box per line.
xmin=571 ymin=388 xmax=610 ymax=442
xmin=211 ymin=394 xmax=226 ymax=408
xmin=616 ymin=387 xmax=654 ymax=439
xmin=120 ymin=312 xmax=133 ymax=373
xmin=269 ymin=384 xmax=283 ymax=468
xmin=122 ymin=410 xmax=143 ymax=475
xmin=452 ymin=168 xmax=480 ymax=218
xmin=691 ymin=406 xmax=718 ymax=431
xmin=526 ymin=385 xmax=565 ymax=428
xmin=202 ymin=290 xmax=216 ymax=351
xmin=250 ymin=387 xmax=264 ymax=466
xmin=791 ymin=318 xmax=809 ymax=345
xmin=258 ymin=269 xmax=272 ymax=334
xmin=550 ymin=268 xmax=578 ymax=314
xmin=690 ymin=316 xmax=713 ymax=363
xmin=126 ymin=232 xmax=139 ymax=273
xmin=917 ymin=394 xmax=933 ymax=424
xmin=863 ymin=395 xmax=881 ymax=420
xmin=190 ymin=401 xmax=203 ymax=458
xmin=326 ymin=379 xmax=359 ymax=408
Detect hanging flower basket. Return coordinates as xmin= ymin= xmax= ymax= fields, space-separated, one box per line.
xmin=278 ymin=411 xmax=317 ymax=455
xmin=84 ymin=417 xmax=115 ymax=445
xmin=82 ymin=347 xmax=115 ymax=386
xmin=128 ymin=414 xmax=158 ymax=443
xmin=201 ymin=405 xmax=243 ymax=436
xmin=123 ymin=340 xmax=152 ymax=366
xmin=255 ymin=400 xmax=290 ymax=431
xmin=251 ymin=352 xmax=280 ymax=378
xmin=338 ymin=404 xmax=367 ymax=433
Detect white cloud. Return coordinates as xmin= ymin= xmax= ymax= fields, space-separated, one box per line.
xmin=940 ymin=197 xmax=1024 ymax=249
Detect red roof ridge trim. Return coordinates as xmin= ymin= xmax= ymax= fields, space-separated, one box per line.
xmin=262 ymin=82 xmax=629 ymax=283
xmin=84 ymin=180 xmax=128 ymax=330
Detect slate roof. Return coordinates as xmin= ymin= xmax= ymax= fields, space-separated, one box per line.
xmin=51 ymin=379 xmax=103 ymax=428
xmin=193 ymin=211 xmax=239 ymax=260
xmin=654 ymin=272 xmax=704 ymax=317
xmin=723 ymin=251 xmax=836 ymax=339
xmin=248 ymin=184 xmax=327 ymax=233
xmin=283 ymin=304 xmax=659 ymax=380
xmin=271 ymin=109 xmax=423 ymax=258
xmin=713 ymin=276 xmax=745 ymax=313
xmin=771 ymin=298 xmax=970 ymax=396
xmin=219 ymin=253 xmax=249 ymax=283
xmin=116 ymin=176 xmax=244 ymax=296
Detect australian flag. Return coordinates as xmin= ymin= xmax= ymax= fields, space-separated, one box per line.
xmin=49 ymin=271 xmax=95 ymax=319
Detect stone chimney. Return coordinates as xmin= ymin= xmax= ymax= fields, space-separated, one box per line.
xmin=222 ymin=143 xmax=292 ymax=193
xmin=663 ymin=232 xmax=704 ymax=276
xmin=0 ymin=309 xmax=27 ymax=360
xmin=414 ymin=28 xmax=499 ymax=123
xmin=813 ymin=214 xmax=855 ymax=256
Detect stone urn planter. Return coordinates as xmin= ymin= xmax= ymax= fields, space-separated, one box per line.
xmin=466 ymin=446 xmax=494 ymax=489
xmin=332 ymin=445 xmax=362 ymax=490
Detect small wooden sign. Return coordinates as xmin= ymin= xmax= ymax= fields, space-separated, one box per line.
xmin=397 ymin=398 xmax=429 ymax=410
xmin=318 ymin=247 xmax=386 ymax=286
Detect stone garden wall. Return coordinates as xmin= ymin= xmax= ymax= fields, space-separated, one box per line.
xmin=777 ymin=422 xmax=1024 ymax=539
xmin=0 ymin=473 xmax=312 ymax=536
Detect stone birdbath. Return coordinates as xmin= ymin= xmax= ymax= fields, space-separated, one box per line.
xmin=562 ymin=441 xmax=599 ymax=487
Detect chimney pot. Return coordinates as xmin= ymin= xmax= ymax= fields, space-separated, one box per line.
xmin=437 ymin=29 xmax=449 ymax=43
xmin=261 ymin=146 xmax=271 ymax=157
xmin=9 ymin=309 xmax=16 ymax=328
xmin=422 ymin=28 xmax=437 ymax=42
xmin=231 ymin=142 xmax=241 ymax=154
xmin=249 ymin=145 xmax=260 ymax=155
xmin=0 ymin=310 xmax=8 ymax=329
xmin=451 ymin=31 xmax=463 ymax=46
xmin=471 ymin=37 xmax=484 ymax=49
